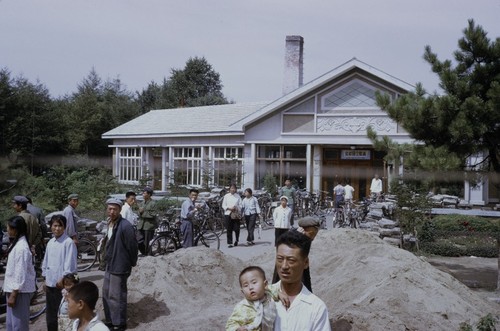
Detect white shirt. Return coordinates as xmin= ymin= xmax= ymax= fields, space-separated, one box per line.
xmin=241 ymin=196 xmax=261 ymax=216
xmin=4 ymin=236 xmax=36 ymax=293
xmin=273 ymin=205 xmax=292 ymax=229
xmin=344 ymin=184 xmax=355 ymax=200
xmin=72 ymin=313 xmax=110 ymax=331
xmin=370 ymin=178 xmax=383 ymax=193
xmin=120 ymin=202 xmax=138 ymax=226
xmin=274 ymin=281 xmax=331 ymax=331
xmin=222 ymin=193 xmax=241 ymax=216
xmin=42 ymin=233 xmax=78 ymax=287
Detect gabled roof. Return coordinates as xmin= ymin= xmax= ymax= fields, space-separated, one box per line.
xmin=103 ymin=58 xmax=415 ymax=139
xmin=230 ymin=57 xmax=416 ymax=130
xmin=102 ymin=101 xmax=269 ymax=139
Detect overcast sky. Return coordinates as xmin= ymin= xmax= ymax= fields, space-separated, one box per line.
xmin=1 ymin=0 xmax=499 ymax=103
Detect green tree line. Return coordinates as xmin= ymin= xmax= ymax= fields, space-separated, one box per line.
xmin=0 ymin=56 xmax=229 ymax=170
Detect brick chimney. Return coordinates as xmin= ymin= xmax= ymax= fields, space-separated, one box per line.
xmin=282 ymin=35 xmax=304 ymax=95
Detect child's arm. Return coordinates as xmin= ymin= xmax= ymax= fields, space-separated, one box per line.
xmin=266 ymin=283 xmax=290 ymax=309
xmin=225 ymin=301 xmax=248 ymax=331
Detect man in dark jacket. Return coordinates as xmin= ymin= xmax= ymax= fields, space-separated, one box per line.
xmin=102 ymin=198 xmax=138 ymax=331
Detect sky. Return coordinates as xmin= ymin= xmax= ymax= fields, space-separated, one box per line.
xmin=1 ymin=0 xmax=500 ymax=103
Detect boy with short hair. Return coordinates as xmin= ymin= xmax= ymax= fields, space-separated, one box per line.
xmin=67 ymin=281 xmax=109 ymax=331
xmin=226 ymin=266 xmax=277 ymax=331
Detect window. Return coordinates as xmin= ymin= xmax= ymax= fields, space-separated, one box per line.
xmin=256 ymin=145 xmax=307 ymax=189
xmin=119 ymin=148 xmax=141 ymax=184
xmin=213 ymin=147 xmax=243 ymax=187
xmin=173 ymin=148 xmax=202 ymax=186
xmin=321 ymin=80 xmax=380 ymax=114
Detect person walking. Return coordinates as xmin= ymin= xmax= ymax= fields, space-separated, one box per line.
xmin=102 ymin=198 xmax=138 ymax=331
xmin=222 ymin=184 xmax=242 ymax=248
xmin=241 ymin=188 xmax=261 ymax=246
xmin=63 ymin=193 xmax=80 ymax=244
xmin=42 ymin=214 xmax=78 ymax=331
xmin=4 ymin=216 xmax=37 ymax=331
xmin=279 ymin=179 xmax=296 ymax=227
xmin=137 ymin=187 xmax=157 ymax=254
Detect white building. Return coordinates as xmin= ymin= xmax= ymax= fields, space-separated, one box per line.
xmin=103 ymin=36 xmax=494 ymax=204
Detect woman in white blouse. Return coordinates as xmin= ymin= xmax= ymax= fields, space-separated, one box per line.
xmin=4 ymin=216 xmax=36 ymax=331
xmin=222 ymin=184 xmax=242 ymax=248
xmin=240 ymin=188 xmax=261 ymax=246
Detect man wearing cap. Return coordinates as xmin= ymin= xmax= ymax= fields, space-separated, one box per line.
xmin=63 ymin=193 xmax=80 ymax=243
xmin=272 ymin=196 xmax=292 ymax=246
xmin=102 ymin=198 xmax=138 ymax=331
xmin=137 ymin=187 xmax=157 ymax=254
xmin=12 ymin=195 xmax=42 ymax=250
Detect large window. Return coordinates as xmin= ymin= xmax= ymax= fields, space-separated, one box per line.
xmin=119 ymin=148 xmax=142 ymax=184
xmin=256 ymin=145 xmax=307 ymax=189
xmin=173 ymin=147 xmax=202 ymax=186
xmin=213 ymin=147 xmax=243 ymax=187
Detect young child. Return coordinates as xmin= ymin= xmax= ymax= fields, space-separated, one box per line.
xmin=58 ymin=273 xmax=80 ymax=331
xmin=67 ymin=281 xmax=109 ymax=331
xmin=226 ymin=266 xmax=278 ymax=331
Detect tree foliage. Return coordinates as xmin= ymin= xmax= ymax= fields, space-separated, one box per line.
xmin=377 ymin=20 xmax=500 ymax=173
xmin=136 ymin=57 xmax=229 ymax=112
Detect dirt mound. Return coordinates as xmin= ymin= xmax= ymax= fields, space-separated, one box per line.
xmin=127 ymin=229 xmax=499 ymax=330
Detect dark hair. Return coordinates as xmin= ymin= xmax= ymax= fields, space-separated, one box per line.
xmin=49 ymin=214 xmax=67 ymax=228
xmin=6 ymin=216 xmax=29 ymax=254
xmin=239 ymin=266 xmax=266 ymax=286
xmin=26 ymin=196 xmax=33 ymax=204
xmin=189 ymin=189 xmax=199 ymax=194
xmin=14 ymin=200 xmax=28 ymax=210
xmin=276 ymin=230 xmax=311 ymax=258
xmin=230 ymin=184 xmax=238 ymax=190
xmin=63 ymin=273 xmax=80 ymax=286
xmin=125 ymin=191 xmax=136 ymax=198
xmin=68 ymin=281 xmax=99 ymax=310
xmin=244 ymin=188 xmax=253 ymax=195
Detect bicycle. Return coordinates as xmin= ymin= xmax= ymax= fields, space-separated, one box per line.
xmin=148 ymin=216 xmax=220 ymax=256
xmin=76 ymin=231 xmax=98 ymax=272
xmin=0 ymin=273 xmax=46 ymax=321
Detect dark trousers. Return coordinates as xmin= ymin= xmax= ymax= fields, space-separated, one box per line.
xmin=288 ymin=203 xmax=295 ymax=226
xmin=274 ymin=228 xmax=289 ymax=246
xmin=46 ymin=286 xmax=62 ymax=331
xmin=139 ymin=229 xmax=154 ymax=254
xmin=224 ymin=215 xmax=240 ymax=244
xmin=103 ymin=272 xmax=129 ymax=327
xmin=181 ymin=219 xmax=193 ymax=248
xmin=245 ymin=213 xmax=257 ymax=242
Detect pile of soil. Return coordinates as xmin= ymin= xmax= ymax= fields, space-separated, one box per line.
xmin=127 ymin=229 xmax=499 ymax=330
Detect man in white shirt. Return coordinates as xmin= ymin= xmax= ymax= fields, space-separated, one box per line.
xmin=273 ymin=230 xmax=331 ymax=331
xmin=370 ymin=174 xmax=383 ymax=201
xmin=344 ymin=181 xmax=355 ymax=202
xmin=120 ymin=191 xmax=138 ymax=226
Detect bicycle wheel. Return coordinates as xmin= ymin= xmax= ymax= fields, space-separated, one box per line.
xmin=29 ymin=276 xmax=46 ymax=320
xmin=195 ymin=230 xmax=220 ymax=250
xmin=149 ymin=235 xmax=177 ymax=256
xmin=208 ymin=217 xmax=224 ymax=237
xmin=77 ymin=238 xmax=97 ymax=272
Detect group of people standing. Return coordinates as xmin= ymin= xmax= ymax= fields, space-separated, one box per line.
xmin=3 ymin=193 xmax=139 ymax=331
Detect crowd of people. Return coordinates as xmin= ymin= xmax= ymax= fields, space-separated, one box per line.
xmin=1 ymin=179 xmax=342 ymax=330
xmin=2 ymin=194 xmax=139 ymax=331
